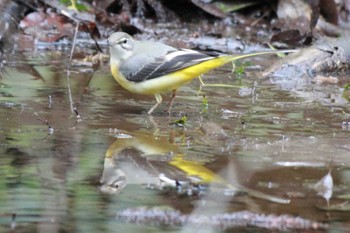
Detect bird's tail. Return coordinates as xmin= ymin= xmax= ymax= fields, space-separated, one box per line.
xmin=225 ymin=49 xmax=298 ymax=63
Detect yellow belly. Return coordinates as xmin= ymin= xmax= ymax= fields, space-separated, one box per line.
xmin=110 ymin=55 xmax=233 ymax=95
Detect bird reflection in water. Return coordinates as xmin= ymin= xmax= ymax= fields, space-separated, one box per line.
xmin=99 ymin=132 xmax=230 ymax=196
xmin=99 ymin=131 xmax=290 ymax=204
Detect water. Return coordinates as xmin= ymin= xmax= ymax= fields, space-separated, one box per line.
xmin=0 ymin=45 xmax=349 ymax=233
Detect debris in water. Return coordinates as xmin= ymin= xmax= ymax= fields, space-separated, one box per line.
xmin=116 ymin=207 xmax=328 ymax=231
xmin=314 ymin=169 xmax=333 ymax=206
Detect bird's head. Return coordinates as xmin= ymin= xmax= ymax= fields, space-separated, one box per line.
xmin=108 ymin=32 xmax=134 ymax=63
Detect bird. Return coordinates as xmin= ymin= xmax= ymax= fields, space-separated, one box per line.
xmin=108 ymin=32 xmax=294 ymax=115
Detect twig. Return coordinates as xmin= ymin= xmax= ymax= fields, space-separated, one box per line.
xmin=11 ymin=213 xmax=16 ymax=230
xmin=74 ymin=107 xmax=81 ymax=120
xmin=48 ymin=95 xmax=52 ymax=108
xmin=66 ymin=71 xmax=75 ymax=114
xmin=34 ymin=112 xmax=54 ymax=134
xmin=68 ymin=21 xmax=80 ymax=71
xmin=65 ymin=21 xmax=79 ymax=116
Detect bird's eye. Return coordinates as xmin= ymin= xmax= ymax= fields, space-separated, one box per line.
xmin=122 ymin=38 xmax=128 ymax=44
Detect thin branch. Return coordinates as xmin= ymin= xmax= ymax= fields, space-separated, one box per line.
xmin=34 ymin=112 xmax=54 ymax=134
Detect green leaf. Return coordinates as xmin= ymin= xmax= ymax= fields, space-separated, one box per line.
xmin=213 ymin=1 xmax=259 ymax=13
xmin=170 ymin=115 xmax=188 ymax=127
xmin=60 ymin=0 xmax=89 ymax=11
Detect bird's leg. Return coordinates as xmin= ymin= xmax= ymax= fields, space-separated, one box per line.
xmin=199 ymin=74 xmax=239 ymax=89
xmin=148 ymin=94 xmax=162 ymax=115
xmin=231 ymin=61 xmax=236 ymax=73
xmin=197 ymin=75 xmax=204 ymax=95
xmin=199 ymin=75 xmax=205 ymax=86
xmin=166 ymin=89 xmax=177 ymax=115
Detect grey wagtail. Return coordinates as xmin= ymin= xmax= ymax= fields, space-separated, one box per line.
xmin=108 ymin=32 xmax=295 ymax=115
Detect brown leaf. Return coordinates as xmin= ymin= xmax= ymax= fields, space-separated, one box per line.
xmin=320 ymin=0 xmax=339 ymax=25
xmin=270 ymin=30 xmax=312 ymax=47
xmin=79 ymin=21 xmax=101 ymax=39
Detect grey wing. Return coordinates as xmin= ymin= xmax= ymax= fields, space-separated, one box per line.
xmin=119 ymin=54 xmax=156 ymax=82
xmin=120 ymin=49 xmax=215 ymax=82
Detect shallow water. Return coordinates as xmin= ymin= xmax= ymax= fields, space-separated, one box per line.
xmin=0 ymin=44 xmax=350 ymax=233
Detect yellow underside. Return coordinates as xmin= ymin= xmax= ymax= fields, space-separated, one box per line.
xmin=110 ymin=55 xmax=234 ymax=95
xmin=169 ymin=154 xmax=223 ymax=183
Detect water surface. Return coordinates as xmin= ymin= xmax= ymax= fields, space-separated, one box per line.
xmin=0 ymin=44 xmax=350 ymax=232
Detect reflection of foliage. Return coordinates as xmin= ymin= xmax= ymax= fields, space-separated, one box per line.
xmin=0 ymin=119 xmax=107 ymax=231
xmin=170 ymin=114 xmax=187 ymax=127
xmin=202 ymin=95 xmax=208 ymax=112
xmin=233 ymin=60 xmax=251 ymax=77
